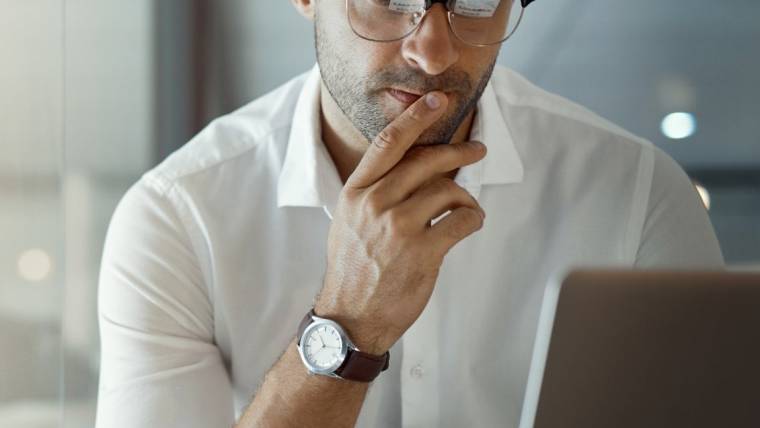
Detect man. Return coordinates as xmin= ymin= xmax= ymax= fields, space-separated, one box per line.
xmin=95 ymin=0 xmax=723 ymax=427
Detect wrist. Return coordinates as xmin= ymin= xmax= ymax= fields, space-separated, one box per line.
xmin=298 ymin=306 xmax=392 ymax=383
xmin=312 ymin=305 xmax=392 ymax=355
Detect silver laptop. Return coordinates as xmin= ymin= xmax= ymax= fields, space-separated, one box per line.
xmin=519 ymin=269 xmax=760 ymax=428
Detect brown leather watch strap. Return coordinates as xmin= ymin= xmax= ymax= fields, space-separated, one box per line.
xmin=334 ymin=347 xmax=390 ymax=382
xmin=296 ymin=308 xmax=390 ymax=382
xmin=297 ymin=309 xmax=313 ymax=346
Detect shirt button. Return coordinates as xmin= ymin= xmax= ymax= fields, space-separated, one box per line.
xmin=410 ymin=364 xmax=424 ymax=379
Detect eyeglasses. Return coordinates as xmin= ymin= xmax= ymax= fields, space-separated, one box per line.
xmin=346 ymin=0 xmax=536 ymax=47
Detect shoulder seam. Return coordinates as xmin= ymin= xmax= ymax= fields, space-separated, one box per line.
xmin=125 ymin=175 xmax=216 ymax=335
xmin=145 ymin=122 xmax=291 ymax=192
xmin=492 ymin=67 xmax=649 ymax=147
xmin=623 ymin=143 xmax=656 ymax=264
xmin=164 ymin=182 xmax=217 ymax=315
xmin=499 ymin=91 xmax=650 ymax=148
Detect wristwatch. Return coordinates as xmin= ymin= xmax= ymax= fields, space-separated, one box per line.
xmin=296 ymin=308 xmax=390 ymax=382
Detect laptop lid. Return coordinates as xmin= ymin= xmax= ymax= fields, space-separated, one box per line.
xmin=519 ymin=269 xmax=760 ymax=428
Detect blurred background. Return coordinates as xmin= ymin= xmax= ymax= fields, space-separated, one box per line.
xmin=1 ymin=0 xmax=758 ymax=426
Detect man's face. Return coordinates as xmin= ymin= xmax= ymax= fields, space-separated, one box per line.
xmin=314 ymin=1 xmax=502 ymax=145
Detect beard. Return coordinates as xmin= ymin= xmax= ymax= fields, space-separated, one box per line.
xmin=314 ymin=14 xmax=496 ymax=146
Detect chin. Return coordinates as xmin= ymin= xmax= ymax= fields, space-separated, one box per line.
xmin=413 ymin=128 xmax=458 ymax=146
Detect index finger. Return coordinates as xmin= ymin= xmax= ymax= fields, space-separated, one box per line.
xmin=345 ymin=91 xmax=449 ymax=189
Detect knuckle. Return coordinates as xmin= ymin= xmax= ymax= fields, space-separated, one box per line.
xmin=431 ymin=177 xmax=458 ymax=194
xmin=456 ymin=142 xmax=478 ymax=158
xmin=468 ymin=192 xmax=480 ymax=208
xmin=453 ymin=141 xmax=485 ymax=160
xmin=406 ymin=103 xmax=426 ymax=122
xmin=471 ymin=208 xmax=485 ymax=229
xmin=375 ymin=126 xmax=402 ymax=150
xmin=384 ymin=209 xmax=410 ymax=234
xmin=362 ymin=193 xmax=384 ymax=217
xmin=449 ymin=141 xmax=468 ymax=152
xmin=341 ymin=185 xmax=361 ymax=200
xmin=432 ymin=179 xmax=470 ymax=204
xmin=449 ymin=209 xmax=482 ymax=238
xmin=445 ymin=219 xmax=468 ymax=241
xmin=405 ymin=145 xmax=435 ymax=162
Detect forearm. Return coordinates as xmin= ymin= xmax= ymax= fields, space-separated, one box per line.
xmin=235 ymin=338 xmax=370 ymax=428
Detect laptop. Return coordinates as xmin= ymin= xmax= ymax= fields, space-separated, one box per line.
xmin=519 ymin=269 xmax=760 ymax=428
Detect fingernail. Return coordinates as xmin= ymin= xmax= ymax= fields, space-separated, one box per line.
xmin=479 ymin=207 xmax=486 ymax=220
xmin=426 ymin=93 xmax=441 ymax=109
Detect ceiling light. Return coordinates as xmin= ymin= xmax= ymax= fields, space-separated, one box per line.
xmin=661 ymin=112 xmax=697 ymax=140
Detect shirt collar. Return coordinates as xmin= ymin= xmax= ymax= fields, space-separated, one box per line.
xmin=277 ymin=64 xmax=524 ymax=219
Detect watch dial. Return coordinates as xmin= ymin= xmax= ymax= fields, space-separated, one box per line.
xmin=304 ymin=324 xmax=344 ymax=369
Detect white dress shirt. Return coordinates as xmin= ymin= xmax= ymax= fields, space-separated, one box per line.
xmin=96 ymin=64 xmax=723 ymax=428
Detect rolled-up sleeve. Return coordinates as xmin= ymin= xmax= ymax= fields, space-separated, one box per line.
xmin=634 ymin=146 xmax=725 ymax=269
xmin=95 ymin=176 xmax=233 ymax=428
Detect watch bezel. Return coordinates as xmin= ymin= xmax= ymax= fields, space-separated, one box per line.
xmin=297 ymin=316 xmax=352 ymax=377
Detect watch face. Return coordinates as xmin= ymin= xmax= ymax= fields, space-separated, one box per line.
xmin=301 ymin=321 xmax=346 ymax=373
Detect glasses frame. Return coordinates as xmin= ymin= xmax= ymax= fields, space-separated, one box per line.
xmin=345 ymin=0 xmax=534 ymax=47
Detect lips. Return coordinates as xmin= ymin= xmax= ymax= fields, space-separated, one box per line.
xmin=387 ymin=88 xmax=423 ymax=104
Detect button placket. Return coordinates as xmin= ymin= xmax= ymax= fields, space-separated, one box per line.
xmin=401 ymin=289 xmax=440 ymax=427
xmin=409 ymin=364 xmax=425 ymax=379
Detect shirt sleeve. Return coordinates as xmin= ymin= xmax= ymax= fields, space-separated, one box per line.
xmin=634 ymin=146 xmax=725 ymax=268
xmin=95 ymin=176 xmax=234 ymax=428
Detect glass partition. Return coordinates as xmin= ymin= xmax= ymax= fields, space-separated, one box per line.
xmin=1 ymin=1 xmax=154 ymax=426
xmin=0 ymin=2 xmax=65 ymax=426
xmin=60 ymin=1 xmax=155 ymax=426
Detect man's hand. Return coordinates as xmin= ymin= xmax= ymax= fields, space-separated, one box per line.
xmin=314 ymin=92 xmax=487 ymax=355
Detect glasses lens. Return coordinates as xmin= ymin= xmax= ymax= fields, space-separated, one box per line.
xmin=348 ymin=0 xmax=426 ymax=42
xmin=449 ymin=0 xmax=524 ymax=45
xmin=347 ymin=0 xmax=524 ymax=45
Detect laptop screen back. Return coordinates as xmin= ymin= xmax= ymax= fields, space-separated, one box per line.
xmin=520 ymin=270 xmax=760 ymax=428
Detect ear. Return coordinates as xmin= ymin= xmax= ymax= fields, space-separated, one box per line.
xmin=291 ymin=0 xmax=316 ymax=21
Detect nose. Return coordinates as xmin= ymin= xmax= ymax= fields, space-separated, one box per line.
xmin=400 ymin=4 xmax=459 ymax=76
